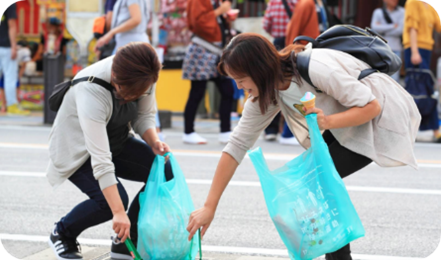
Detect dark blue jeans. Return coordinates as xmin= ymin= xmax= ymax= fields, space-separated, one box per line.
xmin=56 ymin=137 xmax=173 ymax=246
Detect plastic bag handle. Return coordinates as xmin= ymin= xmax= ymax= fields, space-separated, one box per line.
xmin=124 ymin=238 xmax=143 ymax=260
xmin=188 ymin=228 xmax=203 ymax=260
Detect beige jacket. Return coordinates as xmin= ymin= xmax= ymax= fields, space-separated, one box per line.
xmin=223 ymin=48 xmax=421 ymax=169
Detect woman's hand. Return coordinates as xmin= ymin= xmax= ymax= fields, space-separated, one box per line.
xmin=187 ymin=206 xmax=216 ymax=241
xmin=95 ymin=32 xmax=113 ymax=50
xmin=152 ymin=140 xmax=171 ymax=156
xmin=113 ymin=210 xmax=131 ymax=242
xmin=304 ymin=107 xmax=330 ymax=130
xmin=411 ymin=51 xmax=422 ymax=66
xmin=215 ymin=1 xmax=231 ymax=16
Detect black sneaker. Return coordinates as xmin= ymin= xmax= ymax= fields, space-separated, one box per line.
xmin=110 ymin=236 xmax=133 ymax=260
xmin=48 ymin=224 xmax=83 ymax=260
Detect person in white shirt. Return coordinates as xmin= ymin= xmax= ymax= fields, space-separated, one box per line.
xmin=371 ymin=0 xmax=405 ymax=82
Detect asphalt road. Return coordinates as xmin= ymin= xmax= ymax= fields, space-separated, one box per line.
xmin=0 ymin=119 xmax=440 ymax=259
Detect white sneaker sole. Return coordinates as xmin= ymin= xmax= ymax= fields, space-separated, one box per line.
xmin=183 ymin=141 xmax=207 ymax=145
xmin=110 ymin=252 xmax=135 ymax=260
xmin=48 ymin=239 xmax=83 ymax=260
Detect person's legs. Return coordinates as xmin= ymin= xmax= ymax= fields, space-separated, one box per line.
xmin=56 ymin=159 xmax=129 ymax=240
xmin=264 ymin=113 xmax=281 ymax=140
xmin=113 ymin=137 xmax=174 ymax=246
xmin=322 ymin=131 xmax=372 ymax=260
xmin=281 ymin=122 xmax=294 ymax=138
xmin=273 ymin=37 xmax=286 ymax=51
xmin=213 ymin=77 xmax=234 ymax=133
xmin=0 ymin=47 xmax=18 ymax=106
xmin=184 ymin=80 xmax=207 ymax=134
xmin=391 ymin=50 xmax=401 ymax=83
xmin=0 ymin=76 xmax=5 ymax=112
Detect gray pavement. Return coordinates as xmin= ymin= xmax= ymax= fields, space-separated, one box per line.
xmin=0 ymin=114 xmax=441 ymax=259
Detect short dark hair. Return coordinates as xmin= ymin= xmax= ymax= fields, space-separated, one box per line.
xmin=112 ymin=42 xmax=161 ymax=100
xmin=218 ymin=33 xmax=302 ymax=114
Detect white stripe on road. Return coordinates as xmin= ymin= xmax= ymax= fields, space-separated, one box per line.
xmin=1 ymin=171 xmax=441 ymax=195
xmin=1 ymin=143 xmax=441 ymax=168
xmin=0 ymin=233 xmax=428 ymax=260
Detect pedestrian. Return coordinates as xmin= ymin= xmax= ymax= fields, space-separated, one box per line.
xmin=47 ymin=43 xmax=171 ymax=260
xmin=186 ymin=33 xmax=420 ymax=260
xmin=285 ymin=0 xmax=338 ymax=46
xmin=282 ymin=0 xmax=338 ymax=145
xmin=403 ymin=0 xmax=441 ymax=142
xmin=262 ymin=0 xmax=297 ymax=142
xmin=95 ymin=0 xmax=150 ymax=54
xmin=0 ymin=40 xmax=32 ymax=112
xmin=32 ymin=17 xmax=68 ymax=73
xmin=181 ymin=0 xmax=236 ymax=145
xmin=0 ymin=3 xmax=30 ymax=116
xmin=93 ymin=0 xmax=119 ymax=60
xmin=371 ymin=0 xmax=405 ymax=83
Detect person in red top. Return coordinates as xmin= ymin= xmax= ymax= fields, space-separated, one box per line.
xmin=262 ymin=0 xmax=297 ymax=143
xmin=285 ymin=0 xmax=339 ymax=46
xmin=181 ymin=0 xmax=236 ymax=145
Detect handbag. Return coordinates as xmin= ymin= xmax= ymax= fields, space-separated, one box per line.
xmin=49 ymin=76 xmax=113 ymax=112
xmin=248 ymin=113 xmax=365 ymax=260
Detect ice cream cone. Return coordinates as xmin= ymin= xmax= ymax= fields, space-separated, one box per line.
xmin=300 ymin=92 xmax=316 ymax=109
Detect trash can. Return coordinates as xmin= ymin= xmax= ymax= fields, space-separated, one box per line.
xmin=43 ymin=54 xmax=64 ymax=124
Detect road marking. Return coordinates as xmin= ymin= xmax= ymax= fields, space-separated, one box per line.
xmin=1 ymin=142 xmax=441 ymax=167
xmin=0 ymin=233 xmax=427 ymax=260
xmin=1 ymin=171 xmax=441 ymax=195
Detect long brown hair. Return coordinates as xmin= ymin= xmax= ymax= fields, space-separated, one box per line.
xmin=112 ymin=42 xmax=161 ymax=101
xmin=218 ymin=33 xmax=303 ymax=114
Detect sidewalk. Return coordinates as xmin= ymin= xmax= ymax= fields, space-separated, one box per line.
xmin=1 ymin=112 xmax=440 ymax=143
xmin=23 ymin=246 xmax=291 ymax=260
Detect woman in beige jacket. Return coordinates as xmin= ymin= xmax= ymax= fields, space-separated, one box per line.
xmin=186 ymin=33 xmax=421 ymax=260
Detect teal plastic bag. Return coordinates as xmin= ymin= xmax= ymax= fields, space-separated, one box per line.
xmin=137 ymin=153 xmax=200 ymax=260
xmin=248 ymin=114 xmax=365 ymax=260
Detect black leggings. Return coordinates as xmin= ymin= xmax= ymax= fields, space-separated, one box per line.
xmin=184 ymin=78 xmax=234 ymax=134
xmin=323 ymin=131 xmax=372 ymax=260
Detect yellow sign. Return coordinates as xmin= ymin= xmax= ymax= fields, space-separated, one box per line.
xmin=68 ymin=0 xmax=100 ymax=12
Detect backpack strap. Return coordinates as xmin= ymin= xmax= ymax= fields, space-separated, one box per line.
xmin=281 ymin=0 xmax=293 ymax=19
xmin=358 ymin=69 xmax=378 ymax=81
xmin=296 ymin=49 xmax=323 ymax=93
xmin=71 ymin=76 xmax=113 ymax=91
xmin=293 ymin=36 xmax=319 ymax=47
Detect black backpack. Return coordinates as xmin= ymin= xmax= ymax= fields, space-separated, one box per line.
xmin=294 ymin=25 xmax=402 ymax=93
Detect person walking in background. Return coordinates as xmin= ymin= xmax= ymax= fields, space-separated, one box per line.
xmin=371 ymin=0 xmax=404 ymax=83
xmin=403 ymin=0 xmax=441 ymax=142
xmin=95 ymin=0 xmax=150 ymax=53
xmin=263 ymin=0 xmax=296 ymax=50
xmin=181 ymin=0 xmax=235 ymax=145
xmin=32 ymin=17 xmax=68 ymax=73
xmin=0 ymin=40 xmax=32 ymax=113
xmin=0 ymin=3 xmax=29 ymax=116
xmin=282 ymin=0 xmax=337 ymax=145
xmin=285 ymin=0 xmax=338 ymax=46
xmin=262 ymin=0 xmax=297 ymax=142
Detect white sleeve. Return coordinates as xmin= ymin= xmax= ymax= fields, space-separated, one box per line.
xmin=75 ymin=83 xmax=118 ymax=190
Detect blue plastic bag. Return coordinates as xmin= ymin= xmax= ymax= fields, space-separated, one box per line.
xmin=248 ymin=114 xmax=365 ymax=260
xmin=137 ymin=153 xmax=200 ymax=260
